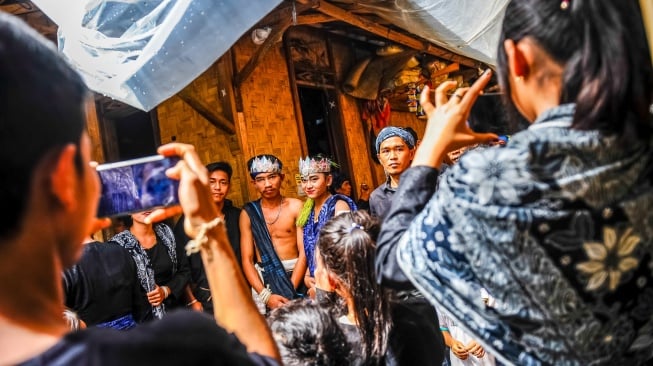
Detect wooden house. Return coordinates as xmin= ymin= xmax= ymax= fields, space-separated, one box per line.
xmin=1 ymin=0 xmax=496 ymax=207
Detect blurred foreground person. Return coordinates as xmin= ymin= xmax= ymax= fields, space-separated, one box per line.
xmin=0 ymin=13 xmax=279 ymax=365
xmin=376 ymin=0 xmax=653 ymax=365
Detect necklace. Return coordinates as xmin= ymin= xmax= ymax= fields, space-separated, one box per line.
xmin=264 ymin=197 xmax=284 ymax=225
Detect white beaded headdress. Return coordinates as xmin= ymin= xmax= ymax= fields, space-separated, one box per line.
xmin=298 ymin=156 xmax=333 ymax=178
xmin=249 ymin=155 xmax=282 ymax=176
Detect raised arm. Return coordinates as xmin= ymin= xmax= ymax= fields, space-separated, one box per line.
xmin=375 ymin=72 xmax=496 ymax=290
xmin=152 ymin=143 xmax=279 ymax=361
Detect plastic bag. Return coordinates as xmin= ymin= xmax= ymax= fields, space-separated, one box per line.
xmin=33 ymin=0 xmax=282 ymax=111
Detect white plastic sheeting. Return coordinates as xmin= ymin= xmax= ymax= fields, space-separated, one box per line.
xmin=32 ymin=0 xmax=282 ymax=111
xmin=333 ymin=0 xmax=508 ymax=67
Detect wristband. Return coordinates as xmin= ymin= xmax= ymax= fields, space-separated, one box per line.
xmin=185 ymin=217 xmax=225 ymax=259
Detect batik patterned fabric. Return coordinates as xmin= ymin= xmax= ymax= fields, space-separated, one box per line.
xmin=111 ymin=223 xmax=178 ymax=320
xmin=304 ymin=194 xmax=357 ymax=276
xmin=396 ymin=104 xmax=653 ymax=365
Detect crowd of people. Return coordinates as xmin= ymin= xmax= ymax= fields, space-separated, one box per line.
xmin=0 ymin=0 xmax=652 ymax=365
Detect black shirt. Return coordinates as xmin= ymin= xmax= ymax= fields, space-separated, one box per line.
xmin=63 ymin=242 xmax=142 ymax=326
xmin=19 ymin=311 xmax=278 ymax=366
xmin=369 ymin=179 xmax=396 ymax=220
xmin=173 ymin=199 xmax=242 ymax=313
xmin=338 ymin=300 xmax=444 ymax=366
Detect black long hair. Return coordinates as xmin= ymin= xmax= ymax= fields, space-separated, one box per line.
xmin=316 ymin=211 xmax=392 ymax=365
xmin=497 ymin=0 xmax=653 ymax=144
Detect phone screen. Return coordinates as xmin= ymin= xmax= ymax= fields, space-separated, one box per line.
xmin=96 ymin=155 xmax=180 ymax=217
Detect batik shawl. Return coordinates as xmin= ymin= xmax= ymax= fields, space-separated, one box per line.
xmin=111 ymin=223 xmax=178 ymax=319
xmin=244 ymin=200 xmax=298 ymax=300
xmin=304 ymin=194 xmax=357 ymax=276
xmin=397 ymin=104 xmax=653 ymax=365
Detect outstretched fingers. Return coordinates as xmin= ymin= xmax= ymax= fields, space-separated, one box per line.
xmin=434 ymin=80 xmax=458 ymax=107
xmin=459 ymin=69 xmax=492 ymax=109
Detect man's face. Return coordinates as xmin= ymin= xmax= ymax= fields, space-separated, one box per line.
xmin=209 ymin=170 xmax=230 ymax=204
xmin=301 ymin=173 xmax=331 ymax=200
xmin=252 ymin=172 xmax=283 ymax=199
xmin=377 ymin=136 xmax=414 ymax=177
xmin=335 ymin=180 xmax=352 ymax=197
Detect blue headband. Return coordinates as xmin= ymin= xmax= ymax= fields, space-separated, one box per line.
xmin=375 ymin=127 xmax=416 ymax=154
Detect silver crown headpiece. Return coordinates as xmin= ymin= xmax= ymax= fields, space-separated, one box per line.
xmin=249 ymin=156 xmax=281 ymax=174
xmin=299 ymin=156 xmax=333 ymax=178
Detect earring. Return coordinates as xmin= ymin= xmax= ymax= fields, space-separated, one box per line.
xmin=515 ymin=75 xmax=524 ymax=82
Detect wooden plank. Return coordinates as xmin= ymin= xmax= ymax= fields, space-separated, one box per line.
xmin=641 ymin=0 xmax=653 ymax=65
xmin=294 ymin=0 xmax=480 ymax=68
xmin=177 ymin=87 xmax=236 ymax=134
xmin=296 ymin=13 xmax=334 ymax=25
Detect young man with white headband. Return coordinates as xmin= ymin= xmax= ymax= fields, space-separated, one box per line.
xmin=240 ymin=155 xmax=306 ymax=313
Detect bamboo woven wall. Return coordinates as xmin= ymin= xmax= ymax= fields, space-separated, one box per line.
xmin=232 ymin=32 xmax=304 ymax=202
xmin=157 ymin=65 xmax=249 ymax=207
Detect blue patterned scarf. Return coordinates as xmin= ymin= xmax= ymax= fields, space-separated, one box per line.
xmin=397 ymin=104 xmax=653 ymax=365
xmin=111 ymin=223 xmax=177 ymax=320
xmin=304 ymin=194 xmax=357 ymax=276
xmin=244 ymin=200 xmax=299 ymax=300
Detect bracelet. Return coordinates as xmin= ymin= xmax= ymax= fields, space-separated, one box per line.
xmin=258 ymin=286 xmax=273 ymax=305
xmin=187 ymin=299 xmax=199 ymax=307
xmin=185 ymin=217 xmax=225 ymax=257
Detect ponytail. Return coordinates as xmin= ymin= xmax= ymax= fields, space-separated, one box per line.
xmin=564 ymin=0 xmax=653 ymax=143
xmin=498 ymin=0 xmax=653 ymax=143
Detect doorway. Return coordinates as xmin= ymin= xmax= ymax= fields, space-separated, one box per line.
xmin=297 ymin=86 xmax=349 ymax=172
xmin=96 ymin=97 xmax=160 ymax=162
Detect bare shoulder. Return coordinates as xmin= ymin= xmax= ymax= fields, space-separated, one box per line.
xmin=284 ymin=197 xmax=304 ymax=211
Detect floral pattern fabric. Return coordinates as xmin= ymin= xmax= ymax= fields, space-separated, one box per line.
xmin=396 ymin=104 xmax=653 ymax=365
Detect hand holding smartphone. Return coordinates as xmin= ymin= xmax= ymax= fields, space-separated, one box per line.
xmin=96 ymin=155 xmax=180 ymax=217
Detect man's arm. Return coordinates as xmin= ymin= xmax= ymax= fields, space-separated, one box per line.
xmin=155 ymin=143 xmax=279 ymax=361
xmin=239 ymin=211 xmax=265 ymax=294
xmin=290 ymin=213 xmax=307 ymax=290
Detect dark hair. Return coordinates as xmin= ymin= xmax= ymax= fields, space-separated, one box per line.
xmin=0 ymin=14 xmax=88 ymax=240
xmin=497 ymin=0 xmax=653 ymax=143
xmin=316 ymin=211 xmax=391 ymax=365
xmin=206 ymin=161 xmax=233 ymax=180
xmin=401 ymin=126 xmax=418 ymax=143
xmin=246 ymin=154 xmax=283 ymax=179
xmin=329 ymin=171 xmax=350 ymax=195
xmin=268 ymin=300 xmax=352 ymax=366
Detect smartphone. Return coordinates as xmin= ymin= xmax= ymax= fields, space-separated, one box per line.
xmin=96 ymin=155 xmax=180 ymax=217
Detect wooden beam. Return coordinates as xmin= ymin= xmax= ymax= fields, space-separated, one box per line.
xmin=177 ymin=87 xmax=236 ymax=134
xmin=296 ymin=13 xmax=334 ymax=25
xmin=293 ymin=0 xmax=480 ymax=68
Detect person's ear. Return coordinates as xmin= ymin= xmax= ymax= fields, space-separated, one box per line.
xmin=49 ymin=144 xmax=78 ymax=211
xmin=327 ymin=272 xmax=340 ymax=292
xmin=326 ymin=174 xmax=333 ymax=187
xmin=504 ymin=38 xmax=530 ymax=79
xmin=279 ymin=173 xmax=285 ymax=182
